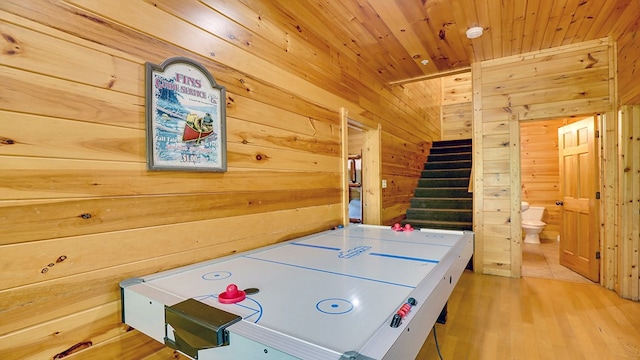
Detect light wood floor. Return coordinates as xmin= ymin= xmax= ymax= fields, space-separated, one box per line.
xmin=416 ymin=271 xmax=640 ymax=360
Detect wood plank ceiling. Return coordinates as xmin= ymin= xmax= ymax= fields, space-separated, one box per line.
xmin=260 ymin=0 xmax=639 ymax=85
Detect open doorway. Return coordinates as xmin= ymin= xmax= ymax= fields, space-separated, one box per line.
xmin=347 ymin=127 xmax=364 ymax=223
xmin=519 ymin=117 xmax=597 ymax=284
xmin=341 ymin=109 xmax=382 ymax=225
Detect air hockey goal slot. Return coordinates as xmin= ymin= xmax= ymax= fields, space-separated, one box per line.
xmin=164 ymin=298 xmax=241 ymax=358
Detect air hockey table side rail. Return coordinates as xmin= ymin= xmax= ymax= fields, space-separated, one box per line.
xmin=120 ymin=225 xmax=474 ymax=360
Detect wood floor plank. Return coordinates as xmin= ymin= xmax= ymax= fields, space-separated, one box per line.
xmin=417 ymin=271 xmax=640 ymax=360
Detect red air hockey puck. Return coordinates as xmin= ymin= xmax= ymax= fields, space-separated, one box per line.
xmin=218 ymin=284 xmax=246 ymax=304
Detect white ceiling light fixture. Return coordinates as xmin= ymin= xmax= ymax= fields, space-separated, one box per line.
xmin=466 ymin=26 xmax=483 ymax=39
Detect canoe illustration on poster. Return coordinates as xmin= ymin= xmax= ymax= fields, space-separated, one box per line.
xmin=145 ymin=57 xmax=227 ymax=172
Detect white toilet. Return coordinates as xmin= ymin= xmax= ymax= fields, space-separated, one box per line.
xmin=522 ymin=206 xmax=546 ymax=244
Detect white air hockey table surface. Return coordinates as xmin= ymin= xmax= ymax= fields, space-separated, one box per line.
xmin=121 ymin=224 xmax=473 ymax=360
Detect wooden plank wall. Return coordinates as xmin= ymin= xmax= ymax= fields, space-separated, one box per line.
xmin=617 ymin=105 xmax=640 ymax=300
xmin=0 ymin=1 xmax=439 ymax=358
xmin=472 ymin=38 xmax=616 ymax=278
xmin=613 ymin=3 xmax=640 ymax=105
xmin=441 ymin=72 xmax=472 ymax=140
xmin=384 ymin=80 xmax=441 ymax=224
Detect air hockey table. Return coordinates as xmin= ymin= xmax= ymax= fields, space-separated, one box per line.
xmin=120 ymin=224 xmax=473 ymax=360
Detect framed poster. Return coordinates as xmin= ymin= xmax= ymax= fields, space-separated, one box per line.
xmin=145 ymin=57 xmax=226 ymax=171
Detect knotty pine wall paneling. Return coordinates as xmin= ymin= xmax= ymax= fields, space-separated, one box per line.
xmin=441 ymin=72 xmax=473 ymax=140
xmin=612 ymin=2 xmax=640 ymax=105
xmin=473 ymin=38 xmax=617 ymax=279
xmin=381 ymin=130 xmax=432 ymax=225
xmin=0 ymin=1 xmax=437 ymax=358
xmin=601 ymin=110 xmax=619 ymax=291
xmin=384 ymin=79 xmax=441 ymax=223
xmin=442 ymin=102 xmax=473 ymax=140
xmin=617 ymin=105 xmax=640 ymax=300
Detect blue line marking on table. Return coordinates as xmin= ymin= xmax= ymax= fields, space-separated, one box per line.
xmin=323 ymin=231 xmax=455 ymax=247
xmin=243 ymin=255 xmax=415 ymax=289
xmin=368 ymin=252 xmax=440 ymax=263
xmin=291 ymin=243 xmax=341 ymax=251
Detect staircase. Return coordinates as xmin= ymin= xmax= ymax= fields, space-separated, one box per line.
xmin=402 ymin=138 xmax=472 ymax=231
xmin=402 ymin=138 xmax=473 ymax=324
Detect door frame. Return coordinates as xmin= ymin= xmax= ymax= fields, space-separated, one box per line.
xmin=341 ymin=108 xmax=382 ymax=225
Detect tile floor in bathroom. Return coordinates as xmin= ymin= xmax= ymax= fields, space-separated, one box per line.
xmin=522 ymin=240 xmax=594 ymax=284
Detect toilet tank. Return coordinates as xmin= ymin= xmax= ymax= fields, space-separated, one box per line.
xmin=522 ymin=206 xmax=545 ymax=221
